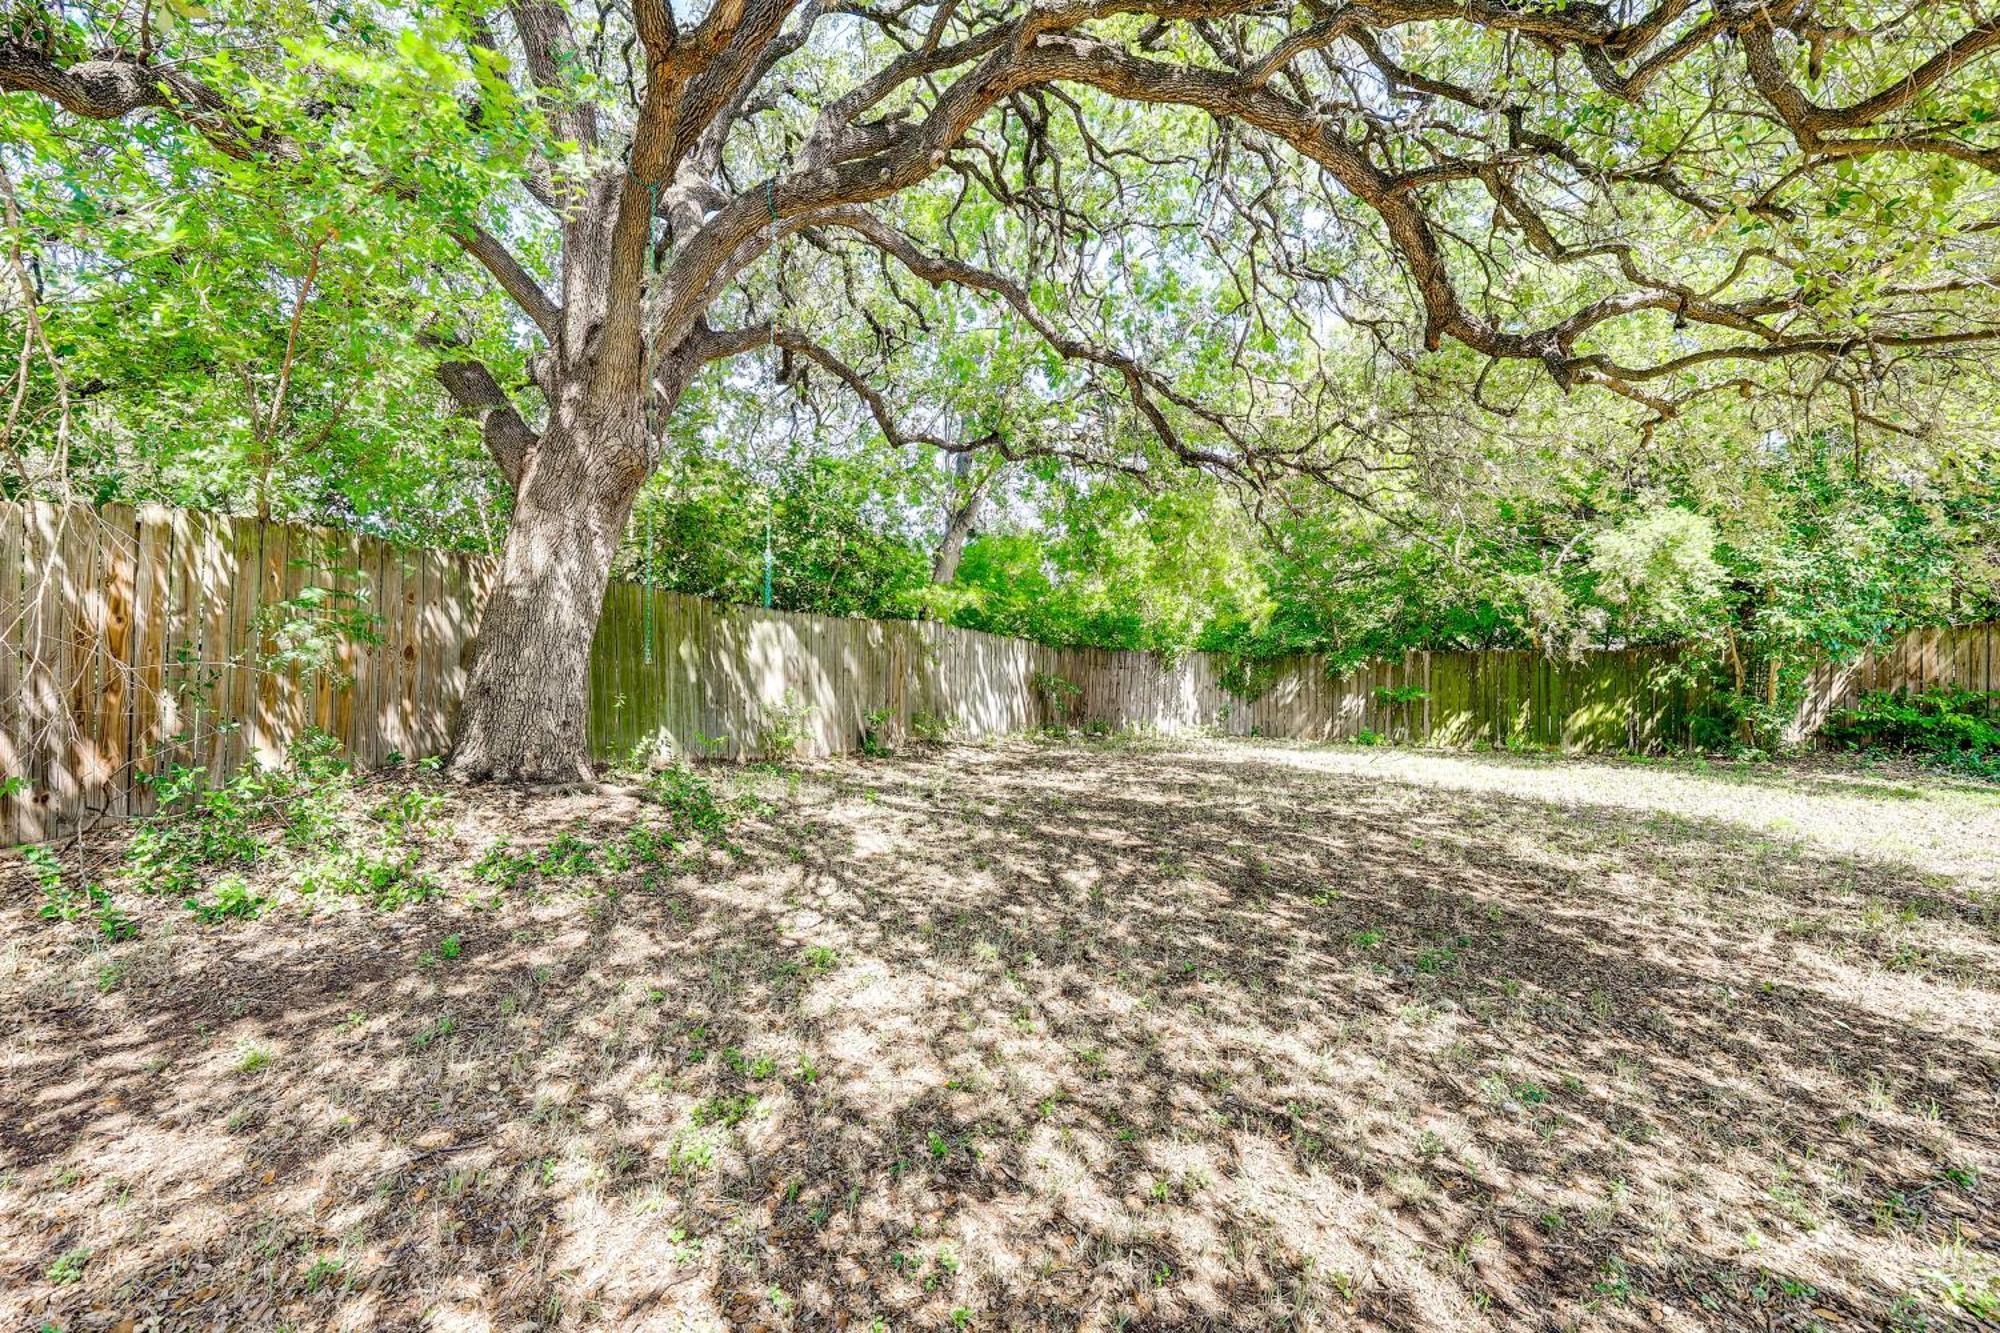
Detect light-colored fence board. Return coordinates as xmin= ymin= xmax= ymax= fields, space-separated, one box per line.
xmin=3 ymin=500 xmax=1997 ymax=842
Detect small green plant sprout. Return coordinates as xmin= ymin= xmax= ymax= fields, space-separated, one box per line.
xmin=303 ymin=1254 xmax=348 ymax=1293
xmin=45 ymin=1245 xmax=90 ymax=1284
xmin=96 ymin=902 xmax=139 ymax=941
xmin=724 ymin=1047 xmax=779 ymax=1079
xmin=690 ymin=1093 xmax=756 ymax=1128
xmin=185 ymin=874 xmax=268 ymax=923
xmin=236 ymin=1042 xmax=273 ymax=1073
xmin=422 ymin=933 xmax=464 ymax=966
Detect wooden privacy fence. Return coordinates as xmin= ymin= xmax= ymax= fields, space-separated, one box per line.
xmin=4 ymin=500 xmax=1999 ymax=842
xmin=0 ymin=502 xmax=485 ymax=844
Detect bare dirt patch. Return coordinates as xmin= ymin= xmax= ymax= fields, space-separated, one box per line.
xmin=3 ymin=739 xmax=1997 ymax=1331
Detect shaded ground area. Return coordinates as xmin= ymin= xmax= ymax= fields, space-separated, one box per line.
xmin=3 ymin=738 xmax=1998 ymax=1331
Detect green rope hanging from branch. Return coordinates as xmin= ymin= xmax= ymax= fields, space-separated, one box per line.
xmin=642 ymin=508 xmax=655 ymax=664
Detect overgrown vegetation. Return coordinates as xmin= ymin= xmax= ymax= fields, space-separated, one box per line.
xmin=27 ymin=732 xmax=738 ymax=940
xmin=1826 ymin=689 xmax=2000 ymax=780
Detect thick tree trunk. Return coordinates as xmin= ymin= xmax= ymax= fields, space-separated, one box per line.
xmin=448 ymin=419 xmax=642 ymax=782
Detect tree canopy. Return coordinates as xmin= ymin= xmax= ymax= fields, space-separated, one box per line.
xmin=4 ymin=0 xmax=2000 ymax=765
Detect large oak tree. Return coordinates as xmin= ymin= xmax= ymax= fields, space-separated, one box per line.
xmin=6 ymin=0 xmax=2000 ymax=778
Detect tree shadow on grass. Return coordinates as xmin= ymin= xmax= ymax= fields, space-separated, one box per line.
xmin=3 ymin=743 xmax=1996 ymax=1331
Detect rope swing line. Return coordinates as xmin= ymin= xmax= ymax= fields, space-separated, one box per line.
xmin=642 ymin=507 xmax=655 ymax=665
xmin=626 ymin=173 xmax=788 ymax=641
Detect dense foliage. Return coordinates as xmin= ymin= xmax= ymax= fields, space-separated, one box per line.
xmin=5 ymin=0 xmax=2000 ymax=751
xmin=1825 ymin=688 xmax=2000 ymax=780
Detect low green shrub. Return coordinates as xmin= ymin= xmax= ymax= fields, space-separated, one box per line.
xmin=26 ymin=844 xmax=135 ymax=938
xmin=909 ymin=710 xmax=951 ymax=745
xmin=861 ymin=708 xmax=897 ymax=757
xmin=1824 ymin=687 xmax=2000 ymax=778
xmin=641 ymin=764 xmax=728 ymax=837
xmin=185 ymin=873 xmax=268 ymax=923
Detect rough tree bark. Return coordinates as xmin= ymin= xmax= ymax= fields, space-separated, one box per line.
xmin=450 ymin=420 xmax=645 ymax=781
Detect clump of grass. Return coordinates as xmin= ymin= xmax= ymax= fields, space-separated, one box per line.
xmin=691 ymin=1093 xmax=756 ymax=1128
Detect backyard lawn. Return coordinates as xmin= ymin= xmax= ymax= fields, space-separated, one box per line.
xmin=4 ymin=738 xmax=1997 ymax=1331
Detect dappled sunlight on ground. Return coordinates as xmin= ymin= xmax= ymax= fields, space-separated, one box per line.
xmin=1216 ymin=742 xmax=2000 ymax=892
xmin=3 ymin=739 xmax=1996 ymax=1330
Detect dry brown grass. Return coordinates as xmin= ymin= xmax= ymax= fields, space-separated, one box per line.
xmin=3 ymin=737 xmax=1998 ymax=1331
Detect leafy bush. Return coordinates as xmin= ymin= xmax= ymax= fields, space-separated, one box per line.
xmin=909 ymin=710 xmax=951 ymax=745
xmin=861 ymin=707 xmax=897 ymax=757
xmin=1030 ymin=671 xmax=1084 ymax=727
xmin=1824 ymin=688 xmax=2000 ymax=777
xmin=126 ymin=764 xmax=266 ymax=896
xmin=26 ymin=845 xmax=135 ymax=938
xmin=641 ymin=764 xmax=728 ymax=837
xmin=127 ymin=730 xmax=358 ymax=895
xmin=756 ymin=690 xmax=815 ymax=759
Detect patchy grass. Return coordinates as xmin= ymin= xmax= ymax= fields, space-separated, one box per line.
xmin=3 ymin=738 xmax=1997 ymax=1330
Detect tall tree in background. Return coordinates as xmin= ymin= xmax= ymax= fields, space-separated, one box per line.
xmin=5 ymin=0 xmax=2000 ymax=778
xmin=931 ymin=452 xmax=994 ymax=587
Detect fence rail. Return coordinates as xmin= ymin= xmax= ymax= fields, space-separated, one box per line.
xmin=3 ymin=501 xmax=1998 ymax=842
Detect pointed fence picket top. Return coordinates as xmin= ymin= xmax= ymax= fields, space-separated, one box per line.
xmin=2 ymin=500 xmax=1996 ymax=842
